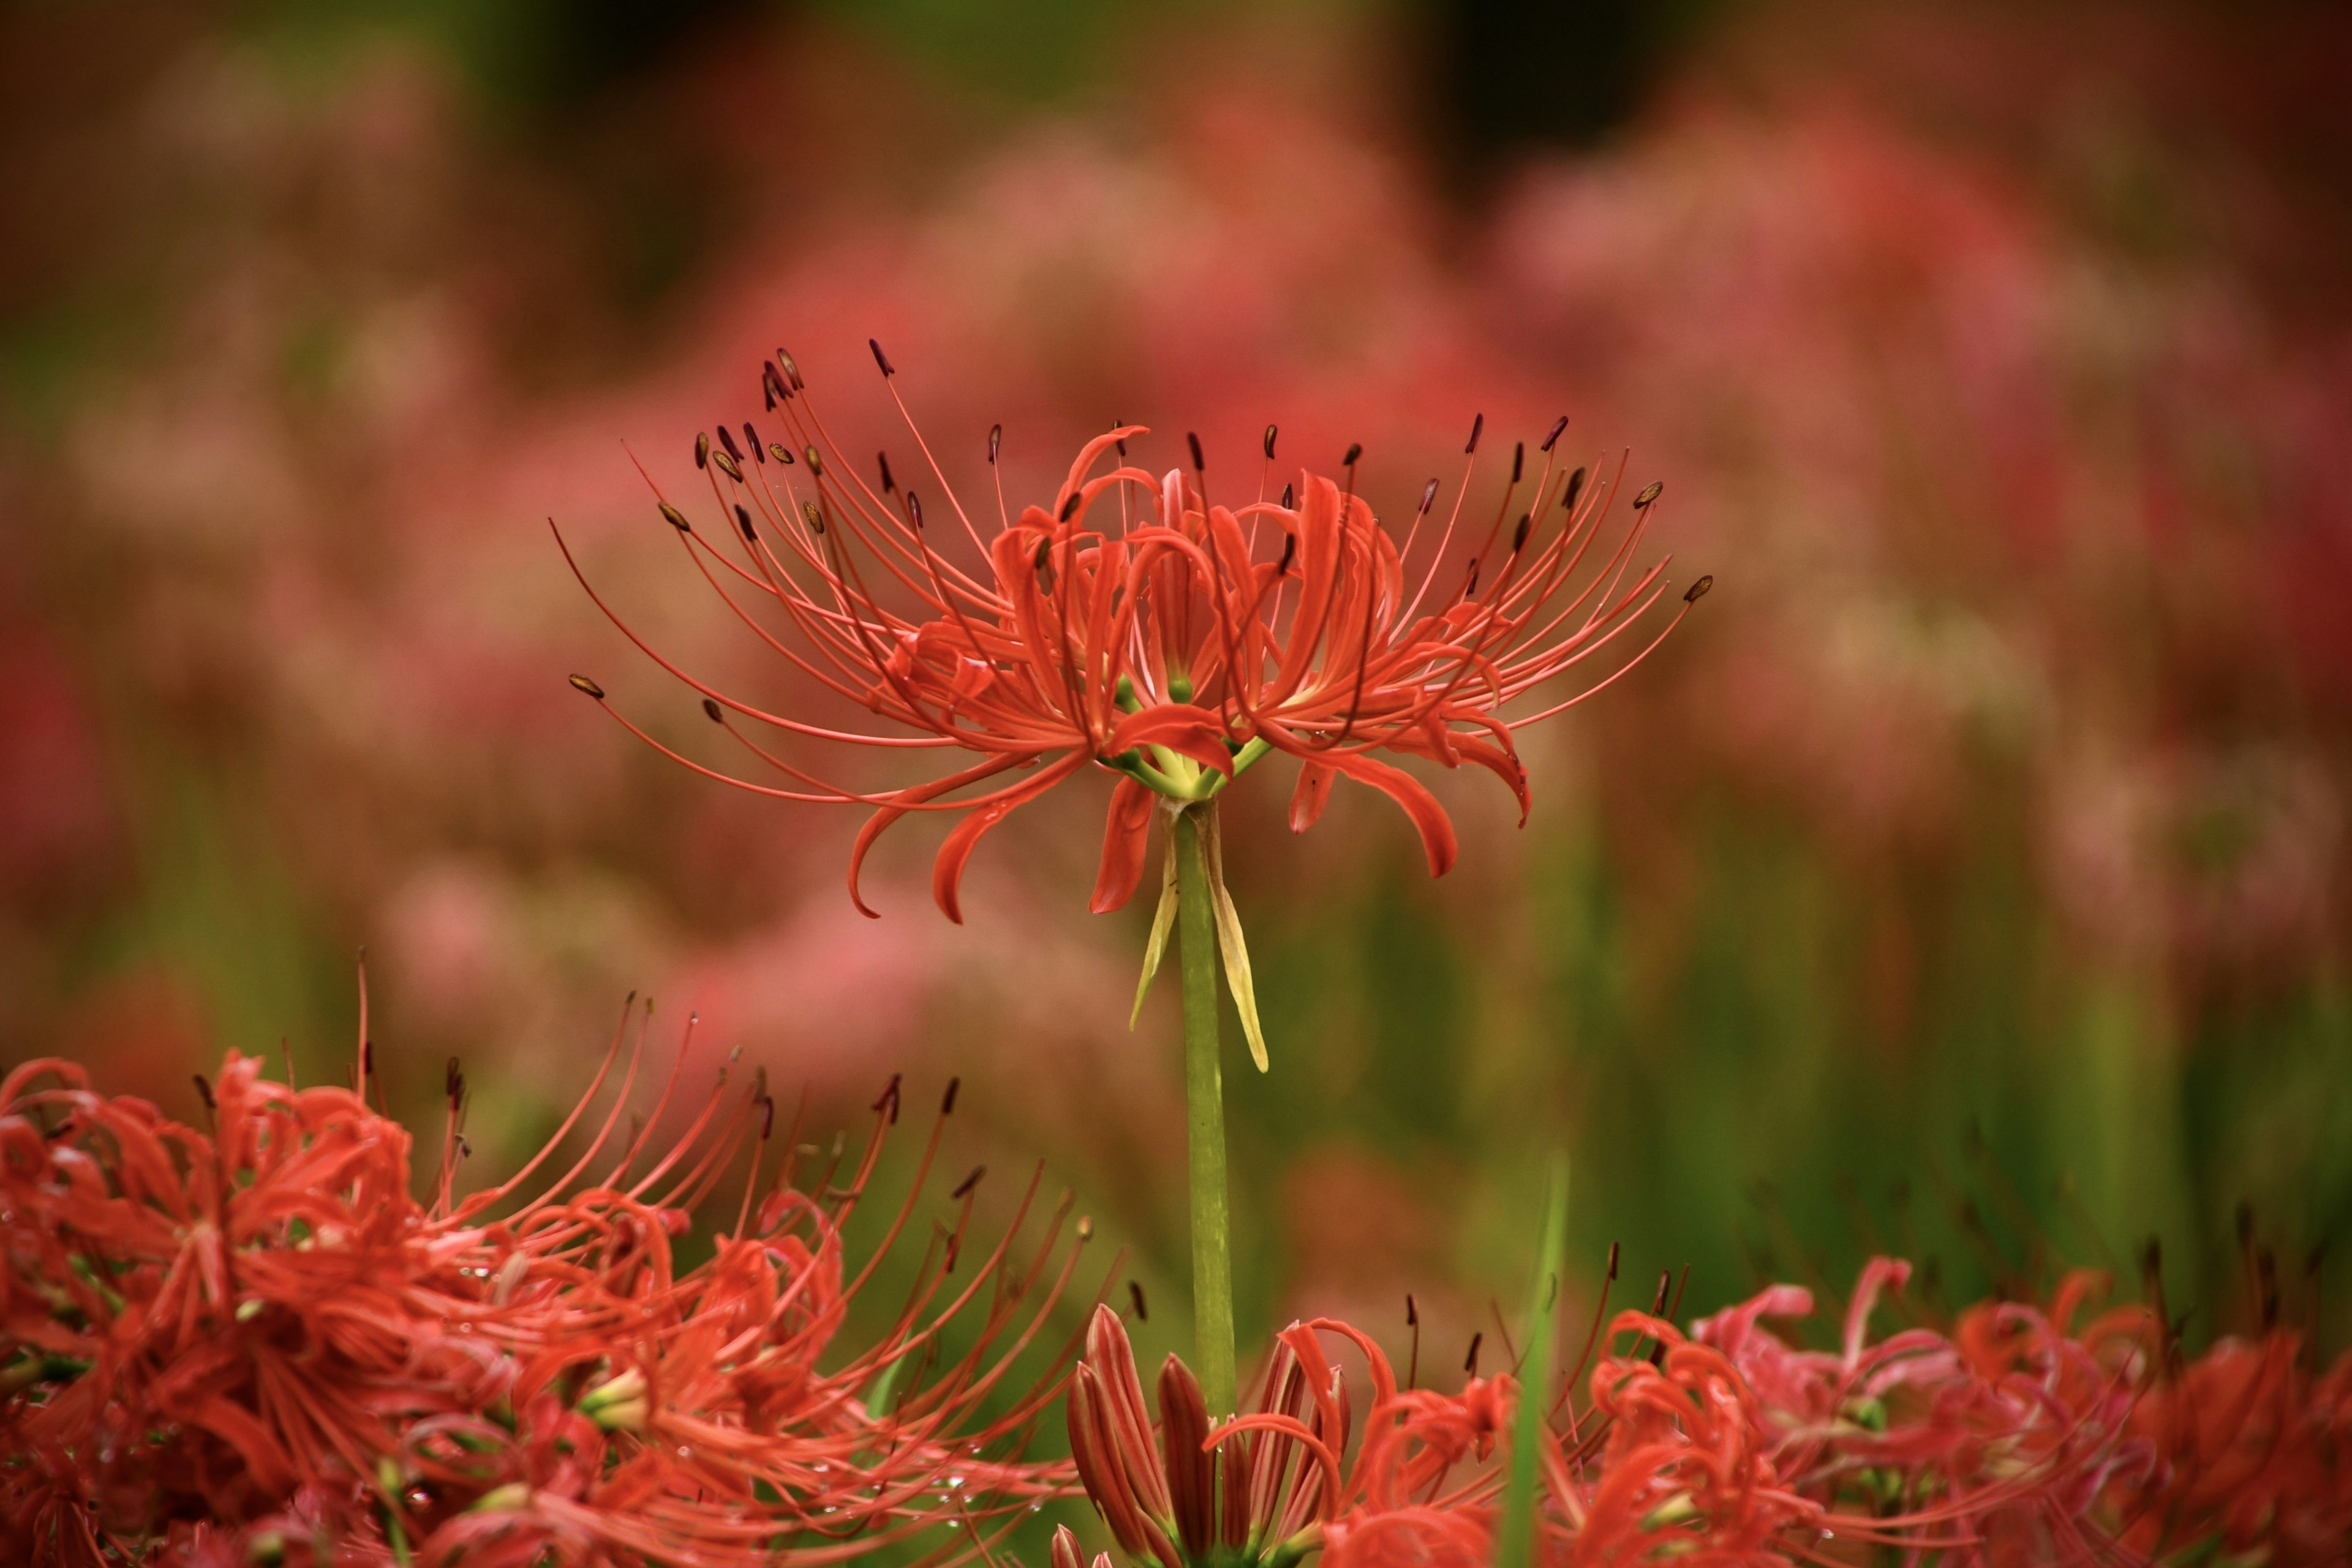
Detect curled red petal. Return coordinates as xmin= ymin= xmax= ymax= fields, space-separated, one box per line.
xmin=1092 ymin=777 xmax=1157 ymax=914
xmin=929 ymin=752 xmax=1090 ymax=922
xmin=1264 ymin=739 xmax=1456 ymax=876
xmin=846 ymin=753 xmax=1030 ymax=918
xmin=1387 ymin=730 xmax=1529 ymax=826
xmin=1289 ymin=761 xmax=1338 ymax=834
xmin=1109 ymin=704 xmax=1237 ymax=780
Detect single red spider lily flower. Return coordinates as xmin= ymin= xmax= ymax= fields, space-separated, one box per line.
xmin=1680 ymin=1257 xmax=2180 ymax=1562
xmin=555 ymin=350 xmax=1700 ymax=968
xmin=1063 ymin=1304 xmax=1511 ymax=1568
xmin=1 ymin=1001 xmax=1096 ymax=1566
xmin=2105 ymin=1313 xmax=2352 ymax=1562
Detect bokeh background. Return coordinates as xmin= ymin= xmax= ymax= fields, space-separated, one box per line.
xmin=4 ymin=0 xmax=2349 ymax=1393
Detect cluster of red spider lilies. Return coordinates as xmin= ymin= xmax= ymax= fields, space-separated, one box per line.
xmin=5 ymin=1026 xmax=2346 ymax=1565
xmin=1060 ymin=1265 xmax=2352 ymax=1568
xmin=7 ymin=352 xmax=2348 ymax=1566
xmin=0 ymin=1002 xmax=1093 ymax=1566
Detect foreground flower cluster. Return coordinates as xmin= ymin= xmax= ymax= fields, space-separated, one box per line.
xmin=9 ymin=1039 xmax=2348 ymax=1565
xmin=0 ymin=1017 xmax=1092 ymax=1566
xmin=1060 ymin=1269 xmax=2352 ymax=1568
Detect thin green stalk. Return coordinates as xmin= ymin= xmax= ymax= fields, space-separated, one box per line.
xmin=1496 ymin=1157 xmax=1570 ymax=1568
xmin=1174 ymin=803 xmax=1238 ymax=1417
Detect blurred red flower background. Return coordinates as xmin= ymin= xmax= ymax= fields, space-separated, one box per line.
xmin=2 ymin=0 xmax=2348 ymax=1540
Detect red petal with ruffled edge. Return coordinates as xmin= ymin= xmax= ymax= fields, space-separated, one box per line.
xmin=930 ymin=752 xmax=1090 ymax=922
xmin=1290 ymin=761 xmax=1337 ymax=832
xmin=1092 ymin=777 xmax=1156 ymax=913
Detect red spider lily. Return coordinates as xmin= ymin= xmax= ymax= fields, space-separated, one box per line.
xmin=557 ymin=347 xmax=1702 ymax=929
xmin=2106 ymin=1322 xmax=2352 ymax=1564
xmin=1 ymin=1001 xmax=1093 ymax=1566
xmin=1686 ymin=1259 xmax=2166 ymax=1564
xmin=1062 ymin=1304 xmax=1507 ymax=1568
xmin=1562 ymin=1311 xmax=1826 ymax=1564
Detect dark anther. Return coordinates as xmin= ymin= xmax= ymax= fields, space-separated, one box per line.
xmin=988 ymin=424 xmax=1002 ymax=464
xmin=445 ymin=1057 xmax=464 ymax=1106
xmin=695 ymin=432 xmax=710 ymax=470
xmin=1343 ymin=442 xmax=1362 ymax=468
xmin=1463 ymin=1332 xmax=1482 ymax=1375
xmin=952 ymin=1165 xmax=986 ymax=1199
xmin=1419 ymin=478 xmax=1439 ymax=514
xmin=1280 ymin=483 xmax=1294 ymax=510
xmin=770 ymin=443 xmax=793 ymax=465
xmin=906 ymin=491 xmax=924 ymax=530
xmin=1633 ymin=480 xmax=1664 ymax=510
xmin=1187 ymin=432 xmax=1205 ymax=472
xmin=1404 ymin=1293 xmax=1418 ymax=1327
xmin=1128 ymin=1280 xmax=1150 ymax=1322
xmin=760 ymin=1095 xmax=776 ymax=1140
xmin=1465 ymin=413 xmax=1484 ymax=454
xmin=1464 ymin=558 xmax=1479 ymax=597
xmin=1562 ymin=466 xmax=1586 ymax=511
xmin=1683 ymin=575 xmax=1713 ymax=603
xmin=1540 ymin=415 xmax=1569 ymax=453
xmin=1113 ymin=421 xmax=1126 ymax=457
xmin=192 ymin=1073 xmax=216 ymax=1111
xmin=1511 ymin=442 xmax=1525 ymax=484
xmin=1033 ymin=538 xmax=1054 ymax=573
xmin=869 ymin=337 xmax=895 ymax=377
xmin=568 ymin=674 xmax=606 ymax=699
xmin=362 ymin=1039 xmax=374 ymax=1078
xmin=745 ymin=423 xmax=764 ymax=462
xmin=804 ymin=446 xmax=824 ymax=477
xmin=941 ymin=1076 xmax=961 ymax=1115
xmin=1512 ymin=513 xmax=1532 ymax=553
xmin=702 ymin=698 xmax=724 ymax=723
xmin=872 ymin=1072 xmax=902 ymax=1124
xmin=1276 ymin=534 xmax=1297 ymax=575
xmin=802 ymin=500 xmax=825 ymax=535
xmin=1262 ymin=424 xmax=1278 ymax=460
xmin=1607 ymin=1240 xmax=1620 ymax=1280
xmin=660 ymin=502 xmax=691 ymax=532
xmin=1058 ymin=492 xmax=1083 ymax=522
xmin=713 ymin=451 xmax=743 ymax=483
xmin=777 ymin=350 xmax=804 ymax=390
xmin=878 ymin=451 xmax=896 ymax=493
xmin=762 ymin=361 xmax=788 ymax=404
xmin=717 ymin=426 xmax=744 ymax=464
xmin=735 ymin=503 xmax=756 ymax=541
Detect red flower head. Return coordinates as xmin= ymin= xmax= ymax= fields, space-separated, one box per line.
xmin=1062 ymin=1304 xmax=1509 ymax=1568
xmin=557 ymin=346 xmax=1702 ymax=930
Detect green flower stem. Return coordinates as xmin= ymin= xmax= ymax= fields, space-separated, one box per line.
xmin=1174 ymin=802 xmax=1238 ymax=1417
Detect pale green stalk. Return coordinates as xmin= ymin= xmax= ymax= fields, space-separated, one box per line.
xmin=1174 ymin=804 xmax=1238 ymax=1417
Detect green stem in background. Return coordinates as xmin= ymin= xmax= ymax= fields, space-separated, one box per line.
xmin=1496 ymin=1157 xmax=1570 ymax=1568
xmin=1174 ymin=803 xmax=1238 ymax=1417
